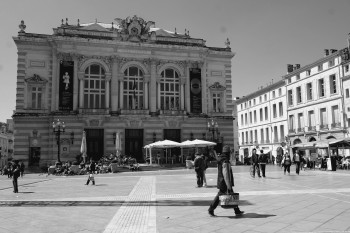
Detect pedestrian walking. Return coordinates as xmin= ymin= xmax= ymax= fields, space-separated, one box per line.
xmin=85 ymin=173 xmax=95 ymax=185
xmin=202 ymin=153 xmax=209 ymax=187
xmin=19 ymin=161 xmax=25 ymax=177
xmin=193 ymin=152 xmax=204 ymax=187
xmin=208 ymin=145 xmax=244 ymax=217
xmin=282 ymin=152 xmax=292 ymax=175
xmin=12 ymin=165 xmax=20 ymax=193
xmin=293 ymin=149 xmax=301 ymax=175
xmin=251 ymin=148 xmax=261 ymax=178
xmin=258 ymin=150 xmax=268 ymax=177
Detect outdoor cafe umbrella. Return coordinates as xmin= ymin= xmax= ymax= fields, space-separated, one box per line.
xmin=180 ymin=139 xmax=217 ymax=148
xmin=144 ymin=140 xmax=182 ymax=164
xmin=80 ymin=131 xmax=87 ymax=163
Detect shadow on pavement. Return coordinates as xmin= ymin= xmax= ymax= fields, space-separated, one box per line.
xmin=228 ymin=213 xmax=276 ymax=218
xmin=0 ymin=199 xmax=253 ymax=207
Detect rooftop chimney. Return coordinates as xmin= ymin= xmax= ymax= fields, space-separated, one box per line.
xmin=324 ymin=49 xmax=329 ymax=56
xmin=331 ymin=49 xmax=338 ymax=53
xmin=294 ymin=64 xmax=300 ymax=70
xmin=287 ymin=64 xmax=293 ymax=73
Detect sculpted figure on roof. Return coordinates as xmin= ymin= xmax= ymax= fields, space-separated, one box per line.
xmin=114 ymin=15 xmax=155 ymax=41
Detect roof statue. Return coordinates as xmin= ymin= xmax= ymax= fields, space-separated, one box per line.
xmin=18 ymin=20 xmax=26 ymax=33
xmin=114 ymin=15 xmax=155 ymax=42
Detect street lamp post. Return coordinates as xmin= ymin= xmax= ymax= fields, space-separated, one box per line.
xmin=207 ymin=119 xmax=219 ymax=142
xmin=52 ymin=119 xmax=65 ymax=163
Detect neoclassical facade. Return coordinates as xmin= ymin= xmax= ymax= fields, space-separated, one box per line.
xmin=236 ymin=80 xmax=288 ymax=163
xmin=13 ymin=16 xmax=235 ymax=167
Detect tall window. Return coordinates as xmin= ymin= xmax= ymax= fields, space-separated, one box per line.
xmin=245 ymin=113 xmax=247 ymax=125
xmin=254 ymin=110 xmax=257 ymax=123
xmin=274 ymin=126 xmax=278 ymax=142
xmin=278 ymin=88 xmax=282 ymax=96
xmin=318 ymin=78 xmax=325 ymax=97
xmin=329 ymin=74 xmax=337 ymax=94
xmin=308 ymin=110 xmax=315 ymax=127
xmin=296 ymin=86 xmax=302 ymax=103
xmin=273 ymin=104 xmax=277 ymax=118
xmin=306 ymin=82 xmax=312 ymax=100
xmin=260 ymin=108 xmax=263 ymax=121
xmin=264 ymin=94 xmax=267 ymax=101
xmin=288 ymin=90 xmax=293 ymax=106
xmin=320 ymin=108 xmax=327 ymax=128
xmin=266 ymin=128 xmax=269 ymax=143
xmin=31 ymin=87 xmax=42 ymax=109
xmin=245 ymin=132 xmax=248 ymax=144
xmin=254 ymin=129 xmax=258 ymax=142
xmin=84 ymin=64 xmax=106 ymax=108
xmin=318 ymin=64 xmax=323 ymax=72
xmin=346 ymin=89 xmax=350 ymax=98
xmin=279 ymin=102 xmax=283 ymax=117
xmin=241 ymin=132 xmax=244 ymax=144
xmin=289 ymin=115 xmax=295 ymax=131
xmin=123 ymin=66 xmax=144 ymax=109
xmin=212 ymin=93 xmax=221 ymax=112
xmin=240 ymin=114 xmax=243 ymax=126
xmin=253 ymin=99 xmax=256 ymax=105
xmin=259 ymin=96 xmax=262 ymax=103
xmin=297 ymin=113 xmax=304 ymax=130
xmin=249 ymin=112 xmax=252 ymax=124
xmin=280 ymin=125 xmax=285 ymax=140
xmin=260 ymin=128 xmax=264 ymax=143
xmin=264 ymin=106 xmax=268 ymax=120
xmin=250 ymin=130 xmax=253 ymax=143
xmin=160 ymin=68 xmax=180 ymax=110
xmin=331 ymin=105 xmax=339 ymax=124
xmin=272 ymin=91 xmax=275 ymax=98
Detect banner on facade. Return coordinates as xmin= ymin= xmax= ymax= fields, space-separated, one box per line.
xmin=190 ymin=68 xmax=202 ymax=113
xmin=59 ymin=60 xmax=74 ymax=111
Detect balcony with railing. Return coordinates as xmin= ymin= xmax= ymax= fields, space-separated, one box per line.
xmin=288 ymin=128 xmax=296 ymax=134
xmin=121 ymin=109 xmax=150 ymax=115
xmin=331 ymin=122 xmax=341 ymax=129
xmin=307 ymin=126 xmax=316 ymax=131
xmin=160 ymin=109 xmax=186 ymax=116
xmin=320 ymin=124 xmax=328 ymax=130
xmin=79 ymin=108 xmax=110 ymax=114
xmin=297 ymin=127 xmax=304 ymax=133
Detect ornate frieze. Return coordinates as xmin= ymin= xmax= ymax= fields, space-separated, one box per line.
xmin=25 ymin=74 xmax=47 ymax=84
xmin=77 ymin=54 xmax=114 ymax=71
xmin=209 ymin=82 xmax=226 ymax=91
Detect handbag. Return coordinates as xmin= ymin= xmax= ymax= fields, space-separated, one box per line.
xmin=219 ymin=192 xmax=239 ymax=209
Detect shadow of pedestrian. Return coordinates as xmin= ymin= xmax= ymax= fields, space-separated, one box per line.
xmin=228 ymin=213 xmax=276 ymax=219
xmin=18 ymin=191 xmax=35 ymax=194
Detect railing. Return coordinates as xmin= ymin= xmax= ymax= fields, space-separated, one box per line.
xmin=160 ymin=109 xmax=186 ymax=116
xmin=80 ymin=108 xmax=110 ymax=114
xmin=120 ymin=109 xmax=150 ymax=115
xmin=331 ymin=122 xmax=341 ymax=129
xmin=288 ymin=129 xmax=296 ymax=133
xmin=297 ymin=128 xmax=304 ymax=133
xmin=320 ymin=124 xmax=328 ymax=130
xmin=308 ymin=126 xmax=316 ymax=131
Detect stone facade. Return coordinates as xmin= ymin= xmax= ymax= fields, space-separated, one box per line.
xmin=12 ymin=16 xmax=235 ymax=167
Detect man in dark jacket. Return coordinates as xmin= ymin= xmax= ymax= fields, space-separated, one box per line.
xmin=193 ymin=153 xmax=204 ymax=187
xmin=259 ymin=150 xmax=268 ymax=177
xmin=12 ymin=165 xmax=20 ymax=193
xmin=208 ymin=145 xmax=244 ymax=217
xmin=251 ymin=148 xmax=261 ymax=178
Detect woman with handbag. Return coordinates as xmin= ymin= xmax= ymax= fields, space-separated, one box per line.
xmin=283 ymin=152 xmax=292 ymax=175
xmin=208 ymin=145 xmax=244 ymax=217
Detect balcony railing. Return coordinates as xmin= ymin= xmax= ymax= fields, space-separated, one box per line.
xmin=308 ymin=126 xmax=316 ymax=131
xmin=160 ymin=109 xmax=186 ymax=116
xmin=121 ymin=109 xmax=150 ymax=115
xmin=297 ymin=128 xmax=304 ymax=133
xmin=80 ymin=108 xmax=110 ymax=114
xmin=320 ymin=124 xmax=328 ymax=130
xmin=288 ymin=129 xmax=296 ymax=134
xmin=331 ymin=122 xmax=341 ymax=129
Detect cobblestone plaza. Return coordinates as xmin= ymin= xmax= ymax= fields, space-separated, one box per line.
xmin=1 ymin=165 xmax=350 ymax=233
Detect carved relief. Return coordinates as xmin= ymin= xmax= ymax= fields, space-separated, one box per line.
xmin=114 ymin=15 xmax=155 ymax=42
xmin=129 ymin=120 xmax=140 ymax=128
xmin=168 ymin=121 xmax=177 ymax=128
xmin=57 ymin=52 xmax=74 ymax=61
xmin=25 ymin=74 xmax=48 ymax=84
xmin=209 ymin=82 xmax=226 ymax=91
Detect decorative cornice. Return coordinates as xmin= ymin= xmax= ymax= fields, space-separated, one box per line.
xmin=209 ymin=82 xmax=226 ymax=91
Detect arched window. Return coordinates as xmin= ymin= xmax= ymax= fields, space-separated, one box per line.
xmin=123 ymin=66 xmax=144 ymax=109
xmin=84 ymin=64 xmax=106 ymax=108
xmin=160 ymin=68 xmax=180 ymax=110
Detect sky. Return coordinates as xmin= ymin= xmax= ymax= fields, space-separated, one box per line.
xmin=1 ymin=0 xmax=350 ymax=122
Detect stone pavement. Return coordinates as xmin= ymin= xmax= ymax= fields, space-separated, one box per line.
xmin=1 ymin=165 xmax=350 ymax=232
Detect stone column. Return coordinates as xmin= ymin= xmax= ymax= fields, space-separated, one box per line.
xmin=180 ymin=77 xmax=186 ymax=111
xmin=118 ymin=73 xmax=124 ymax=109
xmin=105 ymin=74 xmax=111 ymax=109
xmin=185 ymin=61 xmax=191 ymax=113
xmin=150 ymin=60 xmax=157 ymax=113
xmin=156 ymin=75 xmax=161 ymax=110
xmin=144 ymin=74 xmax=151 ymax=110
xmin=73 ymin=55 xmax=79 ymax=110
xmin=200 ymin=61 xmax=206 ymax=114
xmin=78 ymin=72 xmax=84 ymax=109
xmin=111 ymin=58 xmax=119 ymax=112
xmin=51 ymin=50 xmax=58 ymax=111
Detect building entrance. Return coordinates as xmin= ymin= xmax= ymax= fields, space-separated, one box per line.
xmin=85 ymin=129 xmax=104 ymax=161
xmin=29 ymin=147 xmax=40 ymax=166
xmin=125 ymin=129 xmax=144 ymax=162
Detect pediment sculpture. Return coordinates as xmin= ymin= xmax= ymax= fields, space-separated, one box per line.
xmin=114 ymin=15 xmax=155 ymax=42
